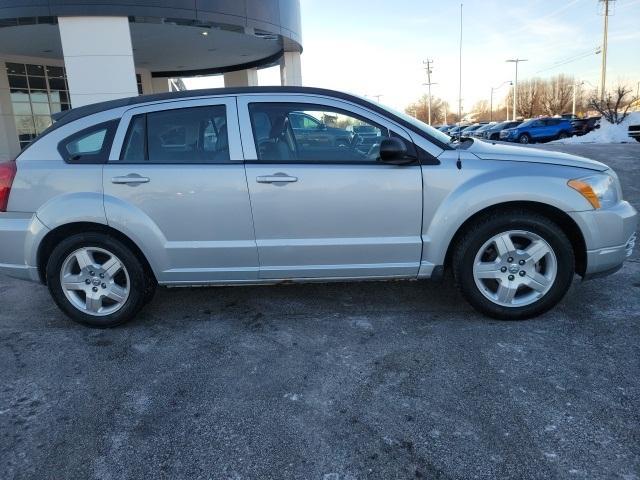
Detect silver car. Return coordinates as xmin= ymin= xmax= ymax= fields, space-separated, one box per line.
xmin=0 ymin=87 xmax=637 ymax=327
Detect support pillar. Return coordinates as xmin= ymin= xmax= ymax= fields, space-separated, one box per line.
xmin=280 ymin=51 xmax=302 ymax=86
xmin=223 ymin=69 xmax=259 ymax=87
xmin=58 ymin=16 xmax=138 ymax=107
xmin=151 ymin=77 xmax=170 ymax=94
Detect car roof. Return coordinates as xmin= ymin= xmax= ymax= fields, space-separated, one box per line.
xmin=48 ymin=86 xmax=451 ymax=150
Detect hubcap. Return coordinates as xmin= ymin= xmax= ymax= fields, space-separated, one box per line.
xmin=472 ymin=230 xmax=557 ymax=308
xmin=60 ymin=247 xmax=130 ymax=316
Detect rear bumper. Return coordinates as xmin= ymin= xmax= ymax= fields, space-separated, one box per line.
xmin=0 ymin=213 xmax=49 ymax=282
xmin=568 ymin=201 xmax=638 ymax=279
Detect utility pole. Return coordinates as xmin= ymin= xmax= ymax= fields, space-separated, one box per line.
xmin=599 ymin=0 xmax=614 ymax=102
xmin=372 ymin=94 xmax=383 ymax=103
xmin=423 ymin=59 xmax=437 ymax=125
xmin=506 ymin=58 xmax=527 ymax=121
xmin=572 ymin=81 xmax=584 ymax=116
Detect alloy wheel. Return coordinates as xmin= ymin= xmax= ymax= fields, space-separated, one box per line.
xmin=59 ymin=247 xmax=130 ymax=316
xmin=472 ymin=230 xmax=557 ymax=308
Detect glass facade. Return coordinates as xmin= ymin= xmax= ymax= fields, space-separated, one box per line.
xmin=136 ymin=74 xmax=143 ymax=95
xmin=6 ymin=62 xmax=71 ymax=149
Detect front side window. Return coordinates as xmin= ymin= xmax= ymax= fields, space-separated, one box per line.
xmin=248 ymin=103 xmax=394 ymax=163
xmin=58 ymin=121 xmax=117 ymax=163
xmin=120 ymin=105 xmax=229 ymax=163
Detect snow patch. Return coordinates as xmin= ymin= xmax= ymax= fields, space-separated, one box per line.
xmin=550 ymin=112 xmax=640 ymax=144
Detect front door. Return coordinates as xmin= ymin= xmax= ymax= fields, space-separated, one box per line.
xmin=238 ymin=96 xmax=423 ymax=280
xmin=104 ymin=98 xmax=258 ymax=284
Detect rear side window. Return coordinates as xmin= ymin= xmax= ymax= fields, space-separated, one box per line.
xmin=119 ymin=105 xmax=229 ymax=164
xmin=58 ymin=120 xmax=118 ymax=164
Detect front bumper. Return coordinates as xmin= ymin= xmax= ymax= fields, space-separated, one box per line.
xmin=568 ymin=201 xmax=638 ymax=279
xmin=0 ymin=213 xmax=49 ymax=282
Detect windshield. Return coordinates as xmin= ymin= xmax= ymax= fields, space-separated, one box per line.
xmin=375 ymin=103 xmax=451 ymax=144
xmin=518 ymin=119 xmax=538 ymax=127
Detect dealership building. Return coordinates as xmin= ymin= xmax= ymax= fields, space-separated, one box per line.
xmin=0 ymin=0 xmax=303 ymax=160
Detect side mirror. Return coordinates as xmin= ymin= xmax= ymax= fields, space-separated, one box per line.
xmin=379 ymin=137 xmax=414 ymax=165
xmin=318 ymin=123 xmax=327 ymax=130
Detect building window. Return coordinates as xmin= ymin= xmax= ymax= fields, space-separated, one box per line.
xmin=6 ymin=62 xmax=70 ymax=149
xmin=136 ymin=74 xmax=143 ymax=95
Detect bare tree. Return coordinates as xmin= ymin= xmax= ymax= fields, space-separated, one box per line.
xmin=540 ymin=74 xmax=574 ymax=116
xmin=588 ymin=84 xmax=638 ymax=124
xmin=504 ymin=79 xmax=542 ymax=119
xmin=404 ymin=95 xmax=451 ymax=125
xmin=470 ymin=100 xmax=491 ymax=122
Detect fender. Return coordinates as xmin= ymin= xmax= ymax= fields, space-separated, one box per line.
xmin=36 ymin=191 xmax=107 ymax=230
xmin=103 ymin=194 xmax=170 ymax=281
xmin=420 ymin=156 xmax=594 ymax=270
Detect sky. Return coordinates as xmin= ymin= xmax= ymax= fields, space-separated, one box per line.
xmin=185 ymin=0 xmax=640 ymax=113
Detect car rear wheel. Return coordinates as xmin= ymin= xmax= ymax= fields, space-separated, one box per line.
xmin=558 ymin=131 xmax=569 ymax=139
xmin=46 ymin=233 xmax=149 ymax=327
xmin=452 ymin=210 xmax=575 ymax=320
xmin=518 ymin=133 xmax=531 ymax=144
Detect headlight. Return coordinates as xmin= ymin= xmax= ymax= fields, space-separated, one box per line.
xmin=568 ymin=173 xmax=619 ymax=209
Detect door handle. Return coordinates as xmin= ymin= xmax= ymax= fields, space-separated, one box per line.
xmin=256 ymin=174 xmax=298 ymax=184
xmin=112 ymin=174 xmax=150 ymax=185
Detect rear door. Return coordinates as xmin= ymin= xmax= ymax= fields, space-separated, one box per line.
xmin=104 ymin=97 xmax=258 ymax=284
xmin=237 ymin=94 xmax=423 ymax=280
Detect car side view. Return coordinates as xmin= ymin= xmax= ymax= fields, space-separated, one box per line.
xmin=0 ymin=87 xmax=637 ymax=327
xmin=500 ymin=117 xmax=574 ymax=143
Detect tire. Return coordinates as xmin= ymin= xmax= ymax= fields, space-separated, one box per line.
xmin=452 ymin=210 xmax=574 ymax=320
xmin=558 ymin=131 xmax=569 ymax=139
xmin=518 ymin=133 xmax=531 ymax=144
xmin=46 ymin=232 xmax=149 ymax=327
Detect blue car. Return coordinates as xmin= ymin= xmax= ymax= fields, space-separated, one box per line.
xmin=483 ymin=121 xmax=522 ymax=141
xmin=500 ymin=117 xmax=573 ymax=144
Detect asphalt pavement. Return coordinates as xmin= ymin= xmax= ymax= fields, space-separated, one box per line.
xmin=1 ymin=142 xmax=639 ymax=480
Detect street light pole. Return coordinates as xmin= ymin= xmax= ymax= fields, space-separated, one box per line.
xmin=506 ymin=58 xmax=527 ymax=121
xmin=490 ymin=81 xmax=512 ymax=122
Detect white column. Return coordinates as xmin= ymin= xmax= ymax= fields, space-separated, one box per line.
xmin=151 ymin=77 xmax=170 ymax=94
xmin=223 ymin=69 xmax=258 ymax=87
xmin=280 ymin=51 xmax=302 ymax=86
xmin=0 ymin=60 xmax=20 ymax=161
xmin=58 ymin=16 xmax=138 ymax=107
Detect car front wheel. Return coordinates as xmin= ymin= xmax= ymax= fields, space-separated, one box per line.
xmin=453 ymin=211 xmax=575 ymax=320
xmin=518 ymin=133 xmax=531 ymax=144
xmin=46 ymin=233 xmax=149 ymax=327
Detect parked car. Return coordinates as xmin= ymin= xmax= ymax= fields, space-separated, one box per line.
xmin=0 ymin=87 xmax=636 ymax=327
xmin=500 ymin=117 xmax=574 ymax=144
xmin=447 ymin=124 xmax=468 ymax=137
xmin=460 ymin=123 xmax=487 ymax=138
xmin=472 ymin=122 xmax=497 ymax=139
xmin=484 ymin=121 xmax=522 ymax=141
xmin=571 ymin=116 xmax=601 ymax=136
xmin=629 ymin=122 xmax=640 ymax=142
xmin=437 ymin=125 xmax=455 ymax=133
xmin=289 ymin=111 xmax=351 ymax=147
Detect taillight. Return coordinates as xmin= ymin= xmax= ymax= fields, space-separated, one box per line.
xmin=0 ymin=161 xmax=17 ymax=212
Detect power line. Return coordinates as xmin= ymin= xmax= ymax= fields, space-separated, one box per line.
xmin=534 ymin=46 xmax=602 ymax=74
